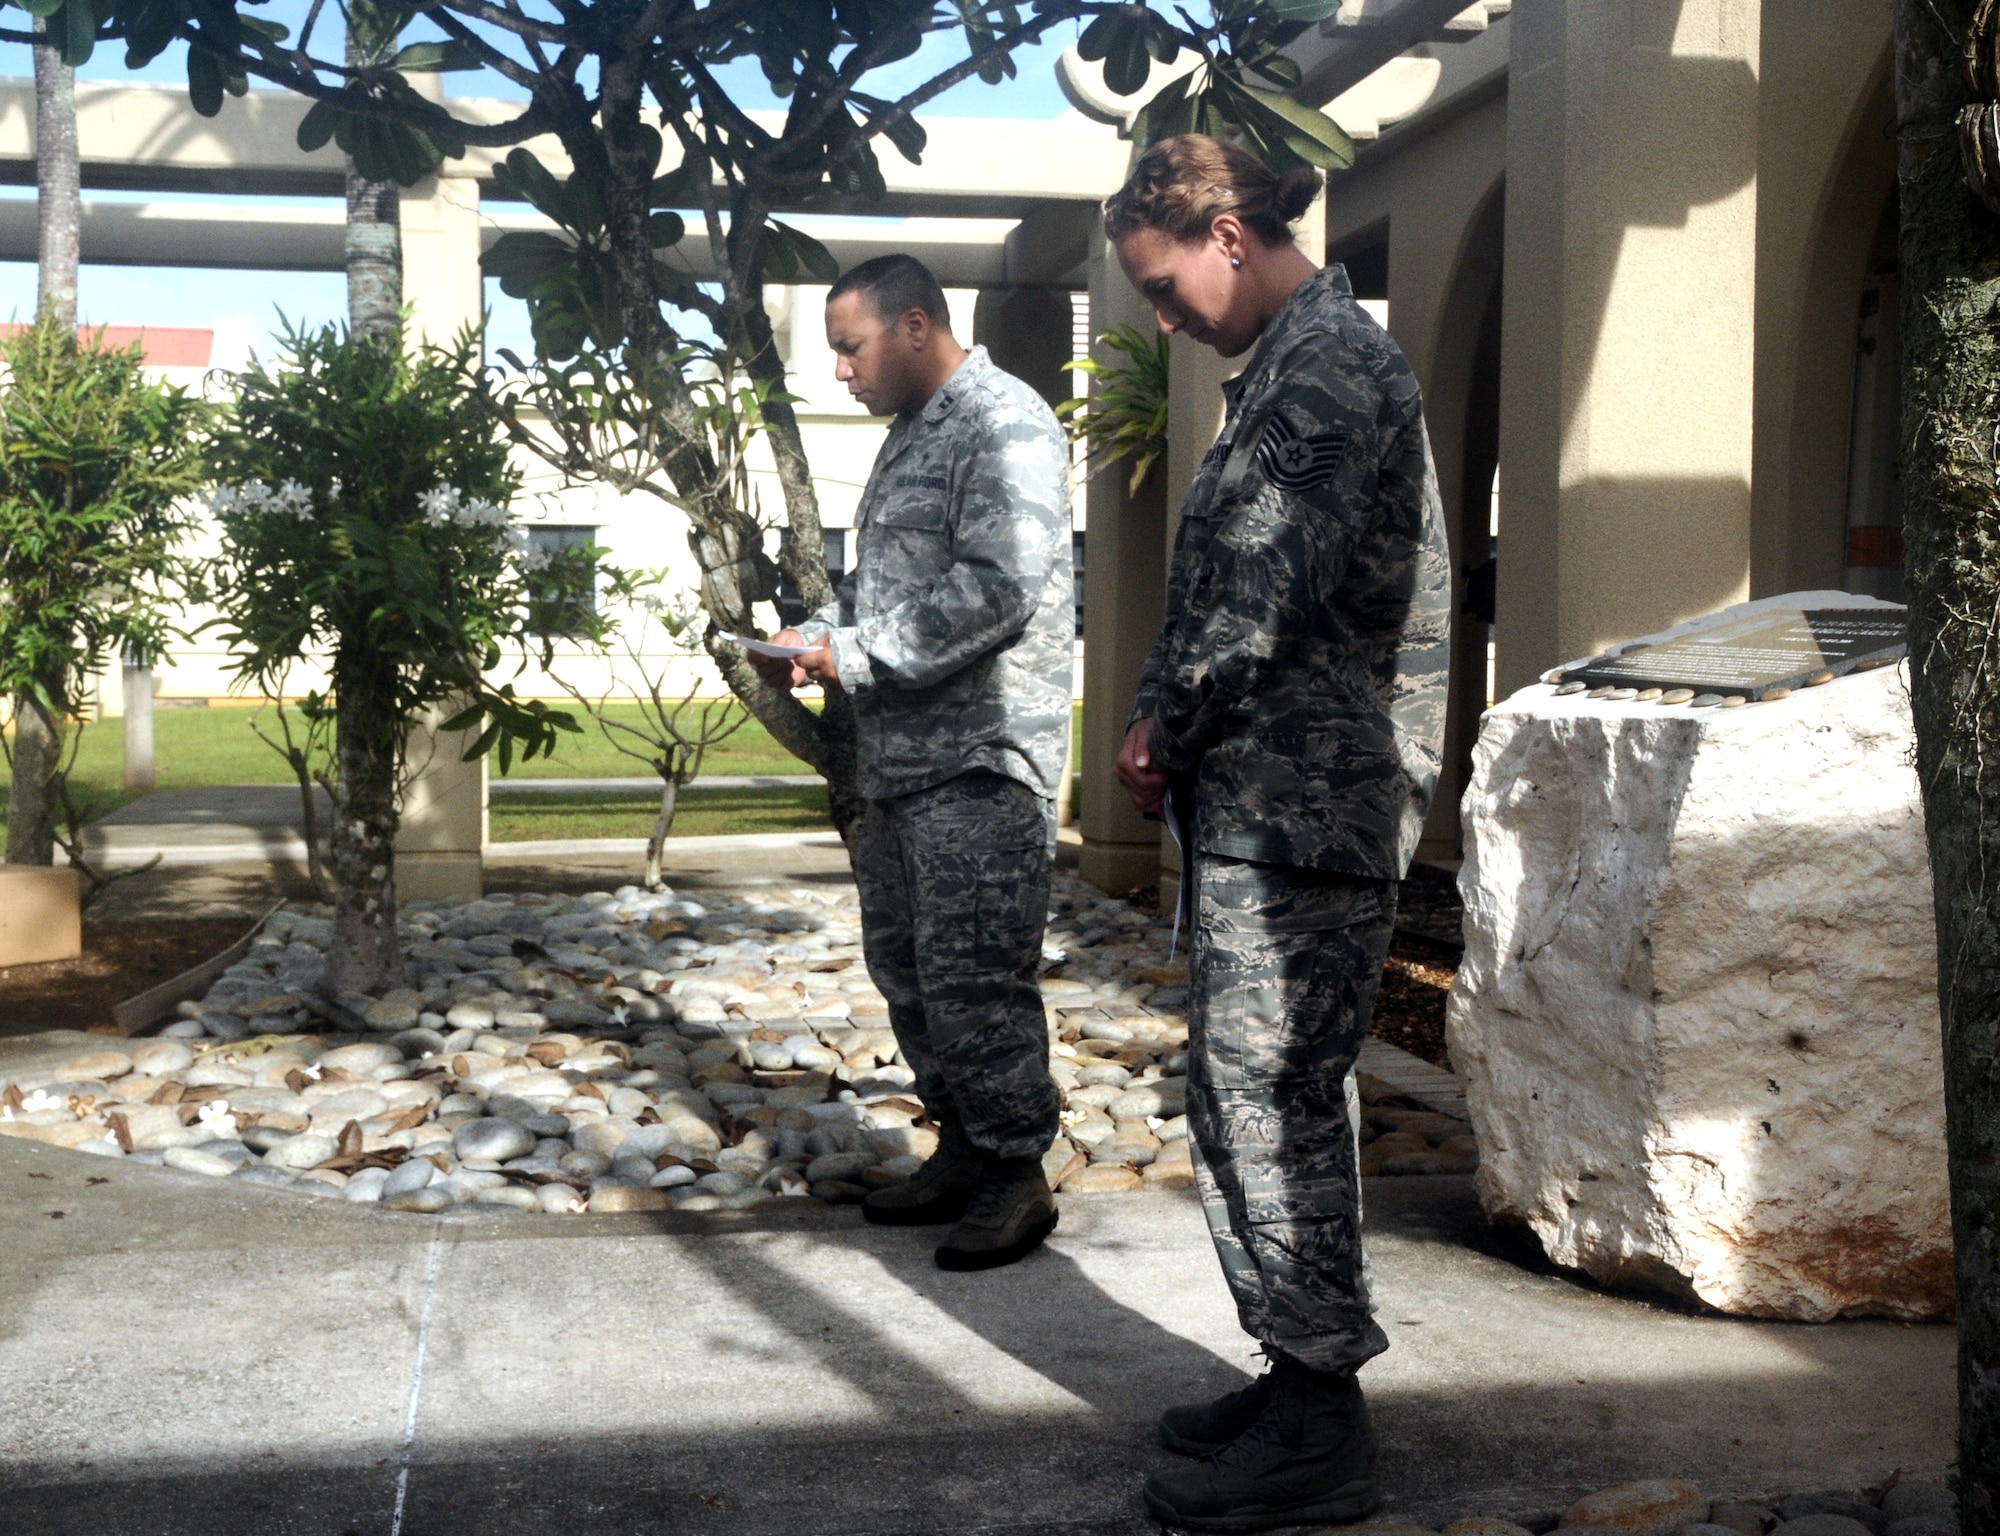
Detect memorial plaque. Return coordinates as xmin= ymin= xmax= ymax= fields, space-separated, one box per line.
xmin=1560 ymin=606 xmax=1906 ymax=701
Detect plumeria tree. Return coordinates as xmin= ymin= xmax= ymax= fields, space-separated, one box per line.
xmin=38 ymin=0 xmax=1354 ymax=841
xmin=553 ymin=584 xmax=748 ymax=889
xmin=207 ymin=319 xmax=596 ymax=994
xmin=0 ymin=313 xmax=207 ymax=897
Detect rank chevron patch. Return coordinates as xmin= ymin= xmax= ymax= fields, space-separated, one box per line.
xmin=1254 ymin=413 xmax=1350 ymax=492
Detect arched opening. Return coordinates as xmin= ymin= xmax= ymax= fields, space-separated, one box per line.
xmin=1842 ymin=190 xmax=1903 ymax=602
xmin=1415 ymin=180 xmax=1504 ymax=861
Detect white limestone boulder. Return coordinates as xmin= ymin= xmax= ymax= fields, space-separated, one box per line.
xmin=1447 ymin=653 xmax=1950 ymax=1321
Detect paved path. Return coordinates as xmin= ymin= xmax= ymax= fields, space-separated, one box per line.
xmin=73 ymin=783 xmax=831 ymax=868
xmin=0 ymin=1130 xmax=1953 ymax=1536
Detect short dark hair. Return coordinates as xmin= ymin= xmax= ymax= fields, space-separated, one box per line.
xmin=827 ymin=254 xmax=951 ymax=327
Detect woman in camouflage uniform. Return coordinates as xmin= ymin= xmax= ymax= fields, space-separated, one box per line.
xmin=1108 ymin=135 xmax=1452 ymax=1532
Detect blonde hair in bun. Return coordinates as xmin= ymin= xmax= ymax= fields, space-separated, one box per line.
xmin=1103 ymin=134 xmax=1322 ymax=247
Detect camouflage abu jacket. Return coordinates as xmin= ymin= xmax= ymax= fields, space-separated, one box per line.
xmin=1131 ymin=264 xmax=1452 ymax=879
xmin=802 ymin=345 xmax=1074 ymax=803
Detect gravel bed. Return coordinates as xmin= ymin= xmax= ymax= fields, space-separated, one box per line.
xmin=0 ymin=871 xmax=1475 ymax=1212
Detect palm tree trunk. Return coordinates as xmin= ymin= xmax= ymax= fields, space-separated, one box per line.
xmin=33 ymin=17 xmax=78 ymax=331
xmin=11 ymin=20 xmax=81 ymax=867
xmin=344 ymin=32 xmax=401 ymax=340
xmin=1892 ymin=2 xmax=2000 ymax=1528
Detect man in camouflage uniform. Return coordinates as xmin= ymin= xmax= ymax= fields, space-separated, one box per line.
xmin=752 ymin=254 xmax=1074 ymax=1271
xmin=1117 ymin=261 xmax=1451 ymax=1526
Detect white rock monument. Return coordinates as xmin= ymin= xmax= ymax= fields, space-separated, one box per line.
xmin=1447 ymin=594 xmax=1951 ymax=1320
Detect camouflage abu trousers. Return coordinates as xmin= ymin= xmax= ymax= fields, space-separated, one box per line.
xmin=853 ymin=771 xmax=1060 ymax=1160
xmin=1187 ymin=854 xmax=1396 ymax=1374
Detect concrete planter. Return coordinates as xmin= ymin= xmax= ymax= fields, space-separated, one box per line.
xmin=0 ymin=866 xmax=81 ymax=967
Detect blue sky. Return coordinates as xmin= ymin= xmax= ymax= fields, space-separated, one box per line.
xmin=0 ymin=15 xmax=1079 ymax=355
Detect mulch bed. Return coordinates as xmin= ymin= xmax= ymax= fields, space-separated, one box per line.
xmin=0 ymin=918 xmax=253 ymax=1037
xmin=1371 ymin=938 xmax=1455 ymax=1068
xmin=1117 ymin=880 xmax=1460 ymax=1070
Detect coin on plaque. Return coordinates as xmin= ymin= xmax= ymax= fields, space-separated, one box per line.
xmin=1761 ymin=686 xmax=1791 ymax=701
xmin=1635 ymin=687 xmax=1663 ymax=702
xmin=1658 ymin=688 xmax=1695 ymax=705
xmin=1554 ymin=682 xmax=1587 ymax=696
xmin=1607 ymin=687 xmax=1639 ymax=702
xmin=1721 ymin=695 xmax=1748 ymax=708
xmin=1587 ymin=685 xmax=1617 ymax=699
xmin=1805 ymin=669 xmax=1836 ymax=687
xmin=1691 ymin=694 xmax=1724 ymax=708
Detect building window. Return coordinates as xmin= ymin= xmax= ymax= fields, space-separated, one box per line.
xmin=1073 ymin=530 xmax=1086 ymax=638
xmin=526 ymin=524 xmax=598 ymax=637
xmin=777 ymin=528 xmax=849 ymax=626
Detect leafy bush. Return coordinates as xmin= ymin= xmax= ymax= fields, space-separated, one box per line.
xmin=207 ymin=319 xmax=597 ymax=991
xmin=0 ymin=310 xmax=208 ymax=896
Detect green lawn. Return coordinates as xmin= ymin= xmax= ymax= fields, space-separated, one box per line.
xmin=492 ymin=784 xmax=834 ymax=841
xmin=0 ymin=702 xmax=1084 ymax=839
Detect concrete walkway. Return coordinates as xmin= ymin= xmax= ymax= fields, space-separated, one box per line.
xmin=73 ymin=783 xmax=831 ymax=869
xmin=0 ymin=1130 xmax=1953 ymax=1536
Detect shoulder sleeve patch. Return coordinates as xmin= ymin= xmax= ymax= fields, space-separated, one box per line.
xmin=1253 ymin=412 xmax=1350 ymax=493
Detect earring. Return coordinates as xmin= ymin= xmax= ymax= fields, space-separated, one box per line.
xmin=1231 ymin=257 xmax=1241 ymax=269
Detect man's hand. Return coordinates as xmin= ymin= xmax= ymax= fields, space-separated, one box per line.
xmin=798 ymin=643 xmax=840 ymax=689
xmin=1115 ymin=718 xmax=1169 ymax=815
xmin=746 ymin=629 xmax=812 ymax=691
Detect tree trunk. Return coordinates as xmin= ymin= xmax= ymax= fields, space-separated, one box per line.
xmin=644 ymin=777 xmax=679 ymax=889
xmin=14 ymin=20 xmax=79 ymax=867
xmin=33 ymin=17 xmax=78 ymax=331
xmin=344 ymin=34 xmax=401 ymax=341
xmin=735 ymin=278 xmax=866 ymax=842
xmin=4 ymin=679 xmax=61 ymax=865
xmin=1891 ymin=3 xmax=2000 ymax=1528
xmin=326 ymin=647 xmax=407 ymax=995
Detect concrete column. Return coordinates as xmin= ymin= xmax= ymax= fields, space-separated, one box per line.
xmin=121 ymin=657 xmax=154 ymax=792
xmin=395 ymin=705 xmax=488 ymax=901
xmin=400 ymin=166 xmax=484 ymax=348
xmin=394 ymin=164 xmax=489 ymax=900
xmin=1495 ymin=0 xmax=1760 ymax=697
xmin=1078 ymin=237 xmax=1171 ymax=893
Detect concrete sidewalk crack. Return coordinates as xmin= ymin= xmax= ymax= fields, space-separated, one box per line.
xmin=389 ymin=1224 xmax=446 ymax=1536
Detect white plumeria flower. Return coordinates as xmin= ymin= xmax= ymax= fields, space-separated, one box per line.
xmin=20 ymin=1089 xmax=60 ymax=1114
xmin=1 ymin=1107 xmax=13 ymax=1123
xmin=609 ymin=1006 xmax=630 ymax=1025
xmin=196 ymin=1101 xmax=238 ymax=1136
xmin=302 ymin=1064 xmax=322 ymax=1081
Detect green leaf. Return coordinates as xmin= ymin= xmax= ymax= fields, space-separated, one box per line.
xmin=296 ymin=99 xmax=339 ymax=153
xmin=59 ymin=0 xmax=95 ymax=66
xmin=1076 ymin=12 xmax=1117 ymax=60
xmin=647 ymin=210 xmax=685 ymax=249
xmin=1237 ymin=82 xmax=1355 ymax=169
xmin=390 ymin=39 xmax=481 ymax=71
xmin=1100 ymin=16 xmax=1152 ymax=96
xmin=187 ymin=46 xmax=224 ymax=117
xmin=1253 ymin=0 xmax=1343 ymax=19
xmin=1248 ymin=52 xmax=1303 ymax=89
xmin=13 ymin=0 xmax=65 ymax=17
xmin=770 ymin=220 xmax=838 ymax=283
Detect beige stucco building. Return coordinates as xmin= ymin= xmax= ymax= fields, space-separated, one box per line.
xmin=1071 ymin=0 xmax=1908 ymax=888
xmin=0 ymin=0 xmax=1912 ymax=896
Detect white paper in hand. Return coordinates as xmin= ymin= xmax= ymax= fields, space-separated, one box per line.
xmin=721 ymin=631 xmax=813 ymax=660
